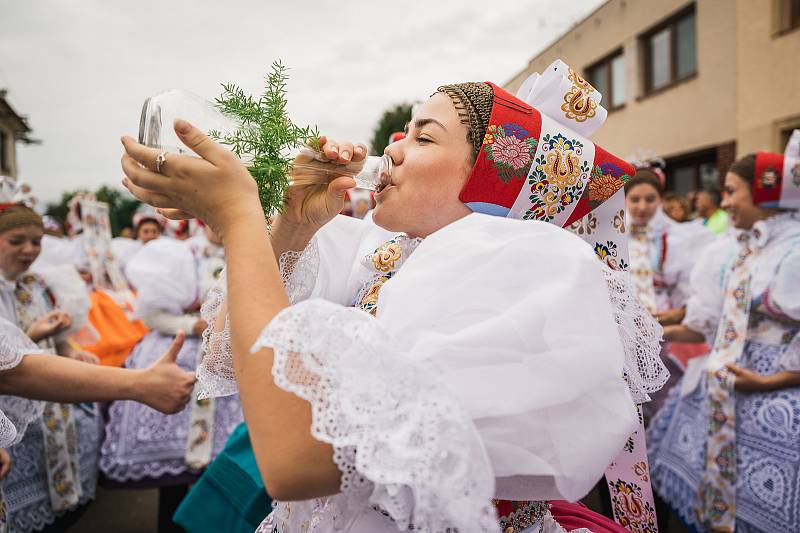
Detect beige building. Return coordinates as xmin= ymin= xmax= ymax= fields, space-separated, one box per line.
xmin=0 ymin=89 xmax=33 ymax=179
xmin=506 ymin=0 xmax=800 ymax=195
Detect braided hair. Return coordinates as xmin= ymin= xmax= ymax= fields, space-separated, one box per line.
xmin=436 ymin=83 xmax=494 ymax=161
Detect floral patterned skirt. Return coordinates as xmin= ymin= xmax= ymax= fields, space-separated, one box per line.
xmin=3 ymin=404 xmax=102 ymax=533
xmin=648 ymin=340 xmax=800 ymax=532
xmin=99 ymin=331 xmax=243 ymax=487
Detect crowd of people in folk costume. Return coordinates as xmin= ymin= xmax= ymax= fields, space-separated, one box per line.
xmin=0 ymin=59 xmax=798 ymax=533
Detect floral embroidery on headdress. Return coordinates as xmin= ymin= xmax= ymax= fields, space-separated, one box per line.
xmin=524 ymin=133 xmax=590 ymax=222
xmin=589 ymin=163 xmax=630 ymax=205
xmin=561 ymin=68 xmax=598 ymax=123
xmin=483 ymin=123 xmax=538 ymax=184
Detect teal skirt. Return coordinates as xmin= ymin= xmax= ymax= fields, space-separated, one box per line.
xmin=174 ymin=423 xmax=272 ymax=532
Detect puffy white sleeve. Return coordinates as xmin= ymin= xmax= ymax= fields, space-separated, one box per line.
xmin=0 ymin=317 xmax=45 ymax=448
xmin=283 ymin=215 xmax=394 ymax=305
xmin=255 ymin=215 xmax=639 ymax=531
xmin=663 ymin=222 xmax=716 ymax=309
xmin=682 ymin=236 xmax=735 ymax=343
xmin=768 ymin=247 xmax=800 ymax=370
xmin=32 ymin=264 xmax=93 ymax=337
xmin=195 ymin=215 xmax=391 ymax=399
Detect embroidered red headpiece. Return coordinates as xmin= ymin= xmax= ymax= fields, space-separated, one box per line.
xmin=752 ymin=130 xmax=800 ymax=209
xmin=459 ymin=82 xmax=634 ymax=228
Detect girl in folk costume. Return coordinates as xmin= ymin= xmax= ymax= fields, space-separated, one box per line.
xmin=69 ymin=197 xmax=150 ymax=367
xmin=624 ymin=169 xmax=715 ymax=422
xmin=0 ymin=313 xmax=195 ymax=531
xmin=0 ymin=193 xmax=106 ymax=532
xmin=100 ymin=223 xmax=242 ymax=533
xmin=648 ymin=131 xmax=800 ymax=533
xmin=121 ymin=61 xmax=667 ymax=533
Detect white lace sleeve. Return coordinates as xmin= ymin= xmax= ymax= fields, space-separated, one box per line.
xmin=256 ymin=298 xmax=498 ymax=533
xmin=602 ymin=266 xmax=668 ymax=404
xmin=0 ymin=317 xmax=45 ymax=447
xmin=195 ymin=270 xmax=235 ymax=399
xmin=195 ymin=238 xmax=322 ymax=400
xmin=279 ymin=238 xmax=320 ymax=304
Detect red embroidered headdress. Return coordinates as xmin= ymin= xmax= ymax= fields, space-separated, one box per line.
xmin=440 ymin=60 xmax=635 ymax=270
xmin=752 ymin=129 xmax=800 ymax=209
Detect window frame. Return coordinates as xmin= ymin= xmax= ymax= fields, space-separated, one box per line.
xmin=641 ymin=3 xmax=697 ymax=96
xmin=585 ymin=48 xmax=626 ymax=111
xmin=774 ymin=0 xmax=800 ymax=36
xmin=0 ymin=129 xmax=8 ymax=174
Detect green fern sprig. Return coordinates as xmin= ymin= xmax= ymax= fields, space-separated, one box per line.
xmin=210 ymin=61 xmax=318 ymax=217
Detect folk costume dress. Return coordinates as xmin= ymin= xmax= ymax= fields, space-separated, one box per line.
xmin=0 ymin=269 xmax=103 ymax=533
xmin=195 ymin=61 xmax=667 ymax=533
xmin=649 ymin=132 xmax=800 ymax=532
xmin=0 ymin=317 xmax=45 ymax=533
xmin=100 ymin=236 xmax=242 ymax=487
xmin=0 ymin=318 xmax=44 ymax=449
xmin=628 ymin=208 xmax=715 ymax=422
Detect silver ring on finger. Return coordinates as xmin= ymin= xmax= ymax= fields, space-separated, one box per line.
xmin=155 ymin=151 xmax=168 ymax=173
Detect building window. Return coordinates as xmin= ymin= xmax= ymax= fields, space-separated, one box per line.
xmin=665 ymin=147 xmax=718 ymax=196
xmin=0 ymin=130 xmax=7 ymax=173
xmin=586 ymin=51 xmax=626 ymax=109
xmin=776 ymin=0 xmax=800 ymax=34
xmin=642 ymin=6 xmax=697 ymax=94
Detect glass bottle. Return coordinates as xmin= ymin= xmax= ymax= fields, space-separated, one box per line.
xmin=138 ymin=89 xmax=390 ymax=190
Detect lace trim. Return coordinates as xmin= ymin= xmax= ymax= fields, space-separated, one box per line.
xmin=601 ymin=265 xmax=668 ymax=404
xmin=196 ymin=270 xmax=235 ymax=399
xmin=256 ymin=299 xmax=498 ymax=533
xmin=196 ymin=239 xmax=321 ymax=400
xmin=750 ymin=211 xmax=800 ymax=248
xmin=279 ymin=237 xmax=319 ymax=304
xmin=0 ymin=318 xmax=45 ymax=447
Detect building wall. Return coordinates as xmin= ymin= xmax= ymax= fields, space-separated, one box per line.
xmin=0 ymin=121 xmax=18 ymax=179
xmin=735 ymin=0 xmax=800 ymax=154
xmin=506 ymin=0 xmax=799 ymax=169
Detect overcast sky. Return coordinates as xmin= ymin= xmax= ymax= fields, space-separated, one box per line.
xmin=0 ymin=0 xmax=604 ymax=205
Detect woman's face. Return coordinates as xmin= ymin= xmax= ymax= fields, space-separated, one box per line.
xmin=625 ymin=183 xmax=662 ymax=226
xmin=136 ymin=220 xmax=161 ymax=243
xmin=720 ymin=171 xmax=775 ymax=229
xmin=0 ymin=225 xmax=43 ymax=278
xmin=373 ymin=93 xmax=473 ymax=237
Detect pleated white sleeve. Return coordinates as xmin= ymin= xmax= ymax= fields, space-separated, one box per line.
xmin=682 ymin=235 xmax=736 ymax=343
xmin=0 ymin=317 xmax=44 ymax=448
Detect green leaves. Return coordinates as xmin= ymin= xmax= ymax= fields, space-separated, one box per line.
xmin=211 ymin=61 xmax=318 ymax=218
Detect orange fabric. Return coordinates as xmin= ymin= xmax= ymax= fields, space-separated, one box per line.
xmin=82 ymin=290 xmax=148 ymax=367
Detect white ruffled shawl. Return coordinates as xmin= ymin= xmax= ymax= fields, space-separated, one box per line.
xmin=198 ymin=213 xmax=666 ymax=533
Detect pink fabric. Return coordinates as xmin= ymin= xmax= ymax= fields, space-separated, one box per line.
xmin=549 ymin=501 xmax=626 ymax=532
xmin=668 ymin=341 xmax=709 ymax=368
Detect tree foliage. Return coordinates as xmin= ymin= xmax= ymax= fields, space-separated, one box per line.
xmin=370 ymin=103 xmax=413 ymax=156
xmin=212 ymin=61 xmax=319 ymax=217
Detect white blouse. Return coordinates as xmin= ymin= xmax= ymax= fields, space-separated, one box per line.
xmin=198 ymin=213 xmax=665 ymax=533
xmin=0 ymin=317 xmax=44 ymax=448
xmin=683 ymin=211 xmax=800 ymax=370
